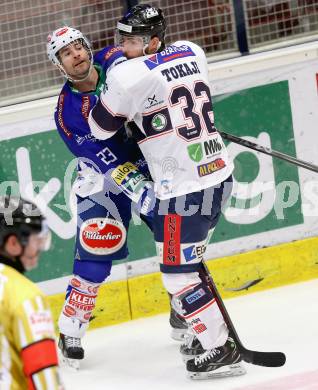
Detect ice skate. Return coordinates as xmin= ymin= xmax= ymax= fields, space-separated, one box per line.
xmin=58 ymin=333 xmax=84 ymax=370
xmin=187 ymin=337 xmax=246 ymax=379
xmin=169 ymin=307 xmax=188 ymax=341
xmin=180 ymin=333 xmax=204 ymax=362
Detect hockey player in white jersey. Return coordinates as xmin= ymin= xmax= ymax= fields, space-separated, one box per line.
xmin=89 ymin=4 xmax=245 ymax=379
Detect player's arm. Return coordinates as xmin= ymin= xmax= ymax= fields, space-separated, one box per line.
xmin=54 ymin=93 xmax=92 ymax=156
xmin=54 ymin=95 xmax=113 ymax=168
xmin=88 ymin=70 xmax=130 ymax=140
xmin=95 ymin=45 xmax=127 ymax=74
xmin=88 ymin=100 xmax=126 ymax=140
xmin=14 ymin=295 xmax=64 ymax=389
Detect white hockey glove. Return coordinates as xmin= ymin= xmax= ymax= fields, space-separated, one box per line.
xmin=73 ymin=165 xmax=104 ymax=198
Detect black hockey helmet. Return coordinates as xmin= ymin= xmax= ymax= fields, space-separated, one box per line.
xmin=116 ymin=4 xmax=166 ymax=43
xmin=0 ymin=196 xmax=48 ymax=249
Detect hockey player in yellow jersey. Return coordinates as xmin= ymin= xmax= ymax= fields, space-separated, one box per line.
xmin=0 ymin=196 xmax=64 ymax=389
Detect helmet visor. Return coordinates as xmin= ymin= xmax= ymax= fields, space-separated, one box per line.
xmin=114 ymin=29 xmax=150 ymax=50
xmin=19 ymin=224 xmax=51 ymax=271
xmin=26 ymin=220 xmax=51 ymax=252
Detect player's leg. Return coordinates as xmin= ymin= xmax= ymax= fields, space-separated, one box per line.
xmin=180 ymin=178 xmax=244 ymax=378
xmin=58 ymin=260 xmax=111 ymax=365
xmin=180 ymin=175 xmax=234 ymax=360
xmin=154 ymin=176 xmax=245 ymax=379
xmin=139 ymin=210 xmax=188 ymax=341
xmin=58 ymin=188 xmax=131 ymax=367
xmin=180 ymin=176 xmax=233 ymax=362
xmin=156 ymin=214 xmax=231 ymax=374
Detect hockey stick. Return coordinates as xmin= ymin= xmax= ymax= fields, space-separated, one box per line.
xmin=219 ymin=130 xmax=318 ymax=173
xmin=199 ymin=262 xmax=286 ymax=368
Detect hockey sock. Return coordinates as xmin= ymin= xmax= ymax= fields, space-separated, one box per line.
xmin=172 ymin=282 xmax=228 ymax=350
xmin=58 ymin=275 xmax=101 ymax=338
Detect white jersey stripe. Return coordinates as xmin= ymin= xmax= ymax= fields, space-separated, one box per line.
xmin=22 ymin=299 xmax=36 ymax=341
xmin=0 ymin=334 xmax=12 ymax=390
xmin=32 ymin=373 xmax=44 ymax=390
xmin=17 ymin=319 xmax=28 ymax=349
xmin=43 ymin=367 xmax=56 ymax=389
xmin=36 ymin=295 xmax=44 ymax=311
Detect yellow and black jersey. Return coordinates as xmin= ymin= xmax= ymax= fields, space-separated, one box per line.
xmin=0 ymin=263 xmax=63 ymax=389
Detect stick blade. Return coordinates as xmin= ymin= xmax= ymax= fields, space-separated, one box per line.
xmin=242 ymin=348 xmax=286 ymax=367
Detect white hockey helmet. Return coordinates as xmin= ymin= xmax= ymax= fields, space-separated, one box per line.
xmin=47 ymin=26 xmax=93 ymax=80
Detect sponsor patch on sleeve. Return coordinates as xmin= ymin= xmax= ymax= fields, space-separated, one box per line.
xmin=104 ymin=46 xmax=122 ymax=60
xmin=111 ymin=162 xmax=147 ymax=196
xmin=144 ymin=44 xmax=195 ymax=70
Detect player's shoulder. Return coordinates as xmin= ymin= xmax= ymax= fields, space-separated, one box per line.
xmin=95 ymin=45 xmax=124 ymax=63
xmin=108 ymin=41 xmax=206 ymax=87
xmin=56 ymin=84 xmax=83 ymax=120
xmin=94 ymin=45 xmax=127 ymax=70
xmin=106 ymin=56 xmax=140 ymax=86
xmin=56 ymin=83 xmax=75 ymax=111
xmin=108 ymin=53 xmax=153 ymax=86
xmin=173 ymin=40 xmax=206 ymax=56
xmin=55 ymin=84 xmax=95 ymax=138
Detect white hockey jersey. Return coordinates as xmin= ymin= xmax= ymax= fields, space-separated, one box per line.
xmin=89 ymin=41 xmax=233 ymax=199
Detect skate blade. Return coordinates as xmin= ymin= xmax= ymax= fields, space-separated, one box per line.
xmin=59 ymin=351 xmax=81 ymax=370
xmin=171 ymin=328 xmax=188 ymax=342
xmin=187 ymin=362 xmax=246 ymax=380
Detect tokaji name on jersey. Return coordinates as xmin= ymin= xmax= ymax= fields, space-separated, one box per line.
xmin=161 ymin=62 xmax=201 ymax=82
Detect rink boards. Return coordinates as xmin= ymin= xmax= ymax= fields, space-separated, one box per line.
xmin=47 ymin=235 xmax=318 ymax=328
xmin=1 ymin=41 xmax=318 ymax=329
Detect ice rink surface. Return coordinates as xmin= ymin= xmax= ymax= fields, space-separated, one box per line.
xmin=61 ymin=280 xmax=318 ymax=390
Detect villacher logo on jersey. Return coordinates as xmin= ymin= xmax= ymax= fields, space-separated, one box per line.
xmin=80 ymin=218 xmax=126 ymax=255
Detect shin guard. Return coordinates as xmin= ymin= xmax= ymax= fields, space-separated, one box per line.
xmin=172 ymin=282 xmax=228 ymax=350
xmin=58 ymin=275 xmax=101 ymax=338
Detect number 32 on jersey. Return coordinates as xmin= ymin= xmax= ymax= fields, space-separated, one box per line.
xmin=142 ymin=81 xmax=216 ymax=142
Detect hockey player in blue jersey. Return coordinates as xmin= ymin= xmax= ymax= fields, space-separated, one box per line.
xmin=46 ymin=26 xmax=187 ymax=368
